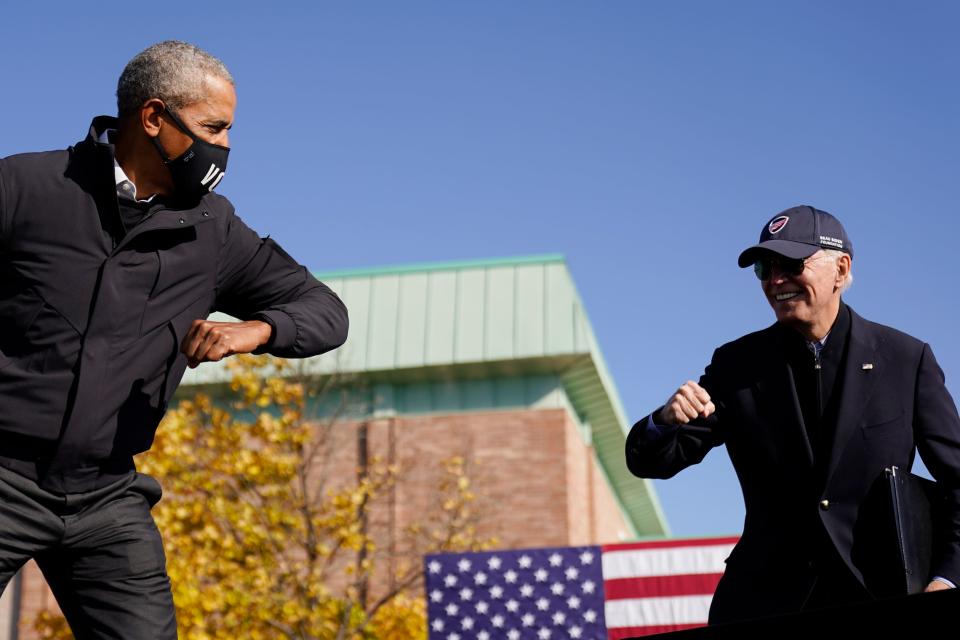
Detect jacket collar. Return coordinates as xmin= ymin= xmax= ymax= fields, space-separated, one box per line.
xmin=74 ymin=115 xmax=212 ymax=211
xmin=753 ymin=302 xmax=857 ymax=471
xmin=754 ymin=323 xmax=815 ymax=469
xmin=823 ymin=305 xmax=881 ymax=486
xmin=68 ymin=116 xmax=219 ymax=252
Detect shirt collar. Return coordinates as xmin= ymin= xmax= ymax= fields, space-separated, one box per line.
xmin=97 ymin=129 xmax=156 ymax=203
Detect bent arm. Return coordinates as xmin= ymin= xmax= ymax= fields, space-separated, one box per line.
xmin=0 ymin=160 xmax=9 ymax=245
xmin=214 ymin=214 xmax=348 ymax=358
xmin=914 ymin=343 xmax=960 ymax=586
xmin=625 ymin=351 xmax=727 ymax=479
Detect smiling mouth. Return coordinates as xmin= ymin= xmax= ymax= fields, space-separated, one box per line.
xmin=775 ymin=292 xmax=801 ymax=301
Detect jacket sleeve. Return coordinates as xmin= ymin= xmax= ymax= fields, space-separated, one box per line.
xmin=0 ymin=159 xmax=9 ymax=244
xmin=214 ymin=212 xmax=348 ymax=358
xmin=625 ymin=348 xmax=727 ymax=479
xmin=914 ymin=343 xmax=960 ymax=585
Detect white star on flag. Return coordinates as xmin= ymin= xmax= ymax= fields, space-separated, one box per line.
xmin=521 ymin=613 xmax=535 ymax=627
xmin=549 ymin=553 xmax=563 ymax=567
xmin=518 ymin=555 xmax=532 ymax=569
xmin=428 ymin=560 xmax=441 ymax=574
xmin=458 ymin=588 xmax=473 ymax=601
xmin=583 ymin=610 xmax=597 ymax=623
xmin=475 ymin=601 xmax=489 ymax=614
xmin=566 ymin=596 xmax=580 ymax=609
xmin=460 ymin=617 xmax=474 ymax=630
xmin=552 ymin=611 xmax=566 ymax=625
xmin=506 ymin=599 xmax=519 ymax=613
xmin=489 ymin=585 xmax=503 ymax=599
xmin=550 ymin=583 xmax=564 ymax=595
xmin=457 ymin=559 xmax=471 ymax=572
xmin=535 ymin=597 xmax=550 ymax=611
xmin=537 ymin=628 xmax=551 ymax=639
xmin=444 ymin=604 xmax=458 ymax=616
xmin=507 ymin=630 xmax=520 ymax=640
xmin=534 ymin=568 xmax=548 ymax=582
xmin=504 ymin=570 xmax=518 ymax=583
xmin=474 ymin=572 xmax=487 ymax=585
xmin=581 ymin=580 xmax=595 ymax=594
xmin=443 ymin=574 xmax=457 ymax=587
xmin=430 ymin=590 xmax=443 ymax=603
xmin=578 ymin=551 xmax=594 ymax=565
xmin=564 ymin=566 xmax=579 ymax=580
xmin=431 ymin=619 xmax=444 ymax=631
xmin=520 ymin=584 xmax=534 ymax=597
xmin=487 ymin=556 xmax=501 ymax=570
xmin=569 ymin=626 xmax=582 ymax=638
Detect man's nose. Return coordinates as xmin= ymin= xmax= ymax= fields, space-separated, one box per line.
xmin=768 ymin=266 xmax=789 ymax=284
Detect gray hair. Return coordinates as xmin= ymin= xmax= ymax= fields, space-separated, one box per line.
xmin=820 ymin=248 xmax=854 ymax=294
xmin=116 ymin=41 xmax=234 ymax=117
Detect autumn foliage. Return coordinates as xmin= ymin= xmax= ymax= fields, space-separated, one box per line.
xmin=35 ymin=355 xmax=493 ymax=639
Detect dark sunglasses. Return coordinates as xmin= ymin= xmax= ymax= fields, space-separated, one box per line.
xmin=753 ymin=255 xmax=806 ymax=281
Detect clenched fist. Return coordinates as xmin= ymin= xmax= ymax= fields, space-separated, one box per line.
xmin=180 ymin=319 xmax=274 ymax=368
xmin=658 ymin=380 xmax=716 ymax=425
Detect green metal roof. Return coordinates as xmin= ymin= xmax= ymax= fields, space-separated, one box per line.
xmin=182 ymin=255 xmax=669 ymax=537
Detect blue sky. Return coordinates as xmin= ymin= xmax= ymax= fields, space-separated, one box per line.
xmin=2 ymin=1 xmax=958 ymax=537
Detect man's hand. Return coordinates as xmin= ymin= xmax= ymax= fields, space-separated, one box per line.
xmin=925 ymin=579 xmax=955 ymax=592
xmin=657 ymin=381 xmax=716 ymax=425
xmin=180 ymin=319 xmax=273 ymax=368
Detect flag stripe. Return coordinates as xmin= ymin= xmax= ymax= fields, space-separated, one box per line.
xmin=603 ymin=573 xmax=724 ymax=600
xmin=601 ymin=536 xmax=740 ymax=552
xmin=607 ymin=623 xmax=706 ymax=639
xmin=605 ymin=594 xmax=713 ymax=627
xmin=602 ymin=543 xmax=735 ymax=579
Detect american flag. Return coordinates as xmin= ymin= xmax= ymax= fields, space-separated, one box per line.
xmin=424 ymin=536 xmax=738 ymax=639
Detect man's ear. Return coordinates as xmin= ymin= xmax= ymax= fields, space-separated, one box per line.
xmin=836 ymin=254 xmax=852 ymax=287
xmin=140 ymin=99 xmax=166 ymax=138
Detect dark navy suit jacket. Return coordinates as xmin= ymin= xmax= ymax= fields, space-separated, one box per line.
xmin=626 ymin=305 xmax=960 ymax=623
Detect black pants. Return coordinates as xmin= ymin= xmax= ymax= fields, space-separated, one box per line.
xmin=0 ymin=466 xmax=177 ymax=639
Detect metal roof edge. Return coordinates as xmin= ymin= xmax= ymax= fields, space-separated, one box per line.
xmin=312 ymin=254 xmax=566 ymax=280
xmin=553 ymin=261 xmax=671 ymax=537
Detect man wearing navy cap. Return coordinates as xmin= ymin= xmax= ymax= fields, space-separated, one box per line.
xmin=626 ymin=205 xmax=960 ymax=623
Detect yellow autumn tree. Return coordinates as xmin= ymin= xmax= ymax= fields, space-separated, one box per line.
xmin=35 ymin=354 xmax=493 ymax=640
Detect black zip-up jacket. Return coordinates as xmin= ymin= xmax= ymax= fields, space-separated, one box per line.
xmin=0 ymin=117 xmax=348 ymax=489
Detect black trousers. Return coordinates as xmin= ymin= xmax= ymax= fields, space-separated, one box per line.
xmin=0 ymin=466 xmax=177 ymax=639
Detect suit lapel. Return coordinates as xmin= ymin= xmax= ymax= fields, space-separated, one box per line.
xmin=752 ymin=326 xmax=814 ymax=469
xmin=823 ymin=308 xmax=880 ymax=486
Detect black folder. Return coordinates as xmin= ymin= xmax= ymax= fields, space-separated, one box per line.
xmin=883 ymin=465 xmax=939 ymax=595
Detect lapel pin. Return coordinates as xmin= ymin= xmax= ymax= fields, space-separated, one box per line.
xmin=862 ymin=363 xmax=874 ymax=370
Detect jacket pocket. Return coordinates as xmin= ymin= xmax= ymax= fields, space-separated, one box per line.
xmin=861 ymin=412 xmax=905 ymax=439
xmin=0 ymin=287 xmax=45 ymax=356
xmin=141 ymin=231 xmax=216 ymax=337
xmin=161 ymin=298 xmax=210 ymax=406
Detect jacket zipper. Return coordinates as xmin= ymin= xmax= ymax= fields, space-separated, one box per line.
xmin=813 ymin=348 xmax=822 ymax=418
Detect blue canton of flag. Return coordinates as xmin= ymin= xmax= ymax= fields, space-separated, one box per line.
xmin=425 ymin=546 xmax=607 ymax=640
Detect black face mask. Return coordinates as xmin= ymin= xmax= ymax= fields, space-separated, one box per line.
xmin=151 ymin=108 xmax=230 ymax=200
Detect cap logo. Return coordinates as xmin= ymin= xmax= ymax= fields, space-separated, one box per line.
xmin=768 ymin=216 xmax=789 ymax=234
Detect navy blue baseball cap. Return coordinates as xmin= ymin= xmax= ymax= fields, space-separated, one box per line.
xmin=737 ymin=205 xmax=853 ymax=268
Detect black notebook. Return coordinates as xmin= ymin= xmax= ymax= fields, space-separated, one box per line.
xmin=884 ymin=465 xmax=939 ymax=595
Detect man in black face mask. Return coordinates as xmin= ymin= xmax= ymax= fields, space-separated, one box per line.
xmin=0 ymin=41 xmax=348 ymax=638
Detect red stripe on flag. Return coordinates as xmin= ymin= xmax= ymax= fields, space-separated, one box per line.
xmin=603 ymin=572 xmax=724 ymax=600
xmin=607 ymin=623 xmax=706 ymax=638
xmin=602 ymin=536 xmax=740 ymax=552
